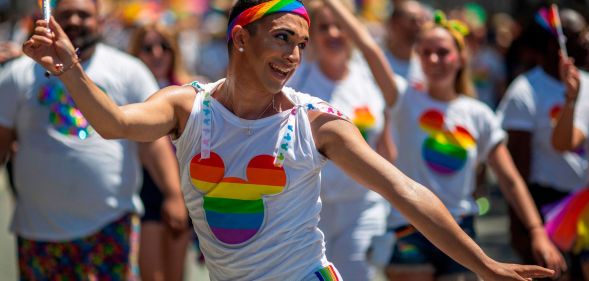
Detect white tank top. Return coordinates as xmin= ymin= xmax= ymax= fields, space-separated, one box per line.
xmin=173 ymin=79 xmax=348 ymax=280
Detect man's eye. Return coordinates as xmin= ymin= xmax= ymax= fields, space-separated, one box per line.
xmin=276 ymin=34 xmax=288 ymax=41
xmin=298 ymin=42 xmax=307 ymax=50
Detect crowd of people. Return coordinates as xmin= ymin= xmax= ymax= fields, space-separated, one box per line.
xmin=2 ymin=0 xmax=589 ymax=280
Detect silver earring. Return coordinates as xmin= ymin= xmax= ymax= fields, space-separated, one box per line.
xmin=238 ymin=47 xmax=244 ymax=52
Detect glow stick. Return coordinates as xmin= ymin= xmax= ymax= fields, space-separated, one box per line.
xmin=43 ymin=0 xmax=51 ymax=27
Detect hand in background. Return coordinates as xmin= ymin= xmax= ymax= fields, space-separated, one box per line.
xmin=0 ymin=41 xmax=22 ymax=64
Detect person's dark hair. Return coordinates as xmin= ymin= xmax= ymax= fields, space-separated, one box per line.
xmin=225 ymin=0 xmax=306 ymax=54
xmin=226 ymin=0 xmax=273 ymax=53
xmin=523 ymin=6 xmax=588 ymax=69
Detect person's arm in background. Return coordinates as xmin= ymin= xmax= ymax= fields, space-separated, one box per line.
xmin=310 ymin=111 xmax=555 ymax=280
xmin=506 ymin=130 xmax=532 ymax=180
xmin=0 ymin=126 xmax=15 ymax=166
xmin=552 ymin=54 xmax=585 ymax=151
xmin=0 ymin=41 xmax=22 ymax=66
xmin=488 ymin=143 xmax=567 ymax=276
xmin=375 ymin=111 xmax=397 ymax=163
xmin=139 ymin=137 xmax=188 ymax=232
xmin=0 ymin=50 xmax=19 ymax=166
xmin=322 ymin=0 xmax=398 ymax=107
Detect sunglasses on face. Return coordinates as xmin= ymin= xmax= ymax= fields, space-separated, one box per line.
xmin=140 ymin=42 xmax=172 ymax=53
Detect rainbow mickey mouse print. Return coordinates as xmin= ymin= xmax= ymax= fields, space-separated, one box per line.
xmin=419 ymin=109 xmax=475 ymax=175
xmin=190 ymin=152 xmax=286 ymax=245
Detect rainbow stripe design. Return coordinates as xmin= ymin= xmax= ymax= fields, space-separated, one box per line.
xmin=544 ymin=188 xmax=589 ymax=253
xmin=38 ymin=81 xmax=93 ymax=139
xmin=227 ymin=0 xmax=310 ymax=41
xmin=314 ymin=265 xmax=340 ymax=281
xmin=352 ymin=106 xmax=376 ymax=140
xmin=536 ymin=6 xmax=561 ymax=36
xmin=550 ymin=104 xmax=562 ymax=125
xmin=190 ymin=152 xmax=286 ymax=245
xmin=419 ymin=110 xmax=475 ymax=175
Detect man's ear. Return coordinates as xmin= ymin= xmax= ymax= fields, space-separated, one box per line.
xmin=231 ymin=25 xmax=250 ymax=51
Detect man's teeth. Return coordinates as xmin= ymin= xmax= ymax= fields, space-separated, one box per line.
xmin=270 ymin=63 xmax=290 ymax=75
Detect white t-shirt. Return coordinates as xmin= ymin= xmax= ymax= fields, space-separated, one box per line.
xmin=388 ymin=88 xmax=506 ymax=227
xmin=496 ymin=67 xmax=589 ymax=192
xmin=175 ymin=80 xmax=347 ymax=280
xmin=287 ymin=54 xmax=406 ymax=202
xmin=0 ymin=44 xmax=158 ymax=240
xmin=384 ymin=49 xmax=425 ymax=90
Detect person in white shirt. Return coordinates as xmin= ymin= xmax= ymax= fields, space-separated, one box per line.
xmin=20 ymin=0 xmax=559 ymax=279
xmin=377 ymin=10 xmax=566 ymax=281
xmin=287 ymin=1 xmax=405 ymax=279
xmin=384 ymin=0 xmax=428 ymax=87
xmin=0 ymin=0 xmax=185 ymax=279
xmin=497 ymin=9 xmax=589 ymax=280
xmin=552 ymin=51 xmax=589 ymax=281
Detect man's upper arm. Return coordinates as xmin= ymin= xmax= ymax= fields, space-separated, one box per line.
xmin=117 ymin=85 xmax=196 ymax=142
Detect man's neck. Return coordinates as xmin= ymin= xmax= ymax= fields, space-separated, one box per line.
xmin=387 ymin=35 xmax=413 ymax=61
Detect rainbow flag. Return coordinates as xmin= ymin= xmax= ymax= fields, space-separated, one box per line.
xmin=536 ymin=6 xmax=560 ymax=35
xmin=543 ymin=188 xmax=589 ymax=253
xmin=535 ymin=4 xmax=568 ymax=57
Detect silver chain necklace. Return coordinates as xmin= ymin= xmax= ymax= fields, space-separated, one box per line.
xmin=223 ymin=88 xmax=278 ymax=136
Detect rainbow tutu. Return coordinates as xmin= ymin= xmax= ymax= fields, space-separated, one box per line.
xmin=543 ymin=188 xmax=589 ymax=253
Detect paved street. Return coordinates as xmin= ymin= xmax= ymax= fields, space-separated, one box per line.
xmin=0 ymin=168 xmax=519 ymax=280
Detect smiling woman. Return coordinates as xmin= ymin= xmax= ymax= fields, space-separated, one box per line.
xmin=21 ymin=0 xmax=561 ymax=279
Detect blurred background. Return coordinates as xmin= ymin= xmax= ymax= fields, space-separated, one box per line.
xmin=2 ymin=0 xmax=589 ymax=280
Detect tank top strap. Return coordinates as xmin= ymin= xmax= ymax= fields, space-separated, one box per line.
xmin=273 ymin=106 xmax=299 ymax=167
xmin=188 ymin=81 xmax=205 ymax=91
xmin=273 ymin=102 xmax=349 ymax=167
xmin=187 ymin=81 xmax=213 ymax=160
xmin=305 ymin=102 xmax=349 ymax=120
xmin=200 ymin=92 xmax=213 ymax=160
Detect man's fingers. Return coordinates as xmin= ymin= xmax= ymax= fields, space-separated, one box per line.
xmin=516 ymin=265 xmax=555 ymax=279
xmin=30 ymin=35 xmax=53 ymax=46
xmin=49 ymin=16 xmax=68 ymax=39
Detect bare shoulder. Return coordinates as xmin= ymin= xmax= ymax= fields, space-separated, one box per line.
xmin=308 ymin=110 xmax=361 ymax=155
xmin=146 ymin=85 xmax=198 ymax=109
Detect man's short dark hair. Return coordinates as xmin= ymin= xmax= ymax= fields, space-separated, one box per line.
xmin=225 ymin=0 xmax=305 ymax=54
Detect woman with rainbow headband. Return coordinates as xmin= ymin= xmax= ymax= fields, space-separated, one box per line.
xmin=23 ymin=0 xmax=557 ymax=279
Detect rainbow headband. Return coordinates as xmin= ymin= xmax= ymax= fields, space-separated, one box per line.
xmin=433 ymin=10 xmax=469 ymax=50
xmin=227 ymin=0 xmax=310 ymax=41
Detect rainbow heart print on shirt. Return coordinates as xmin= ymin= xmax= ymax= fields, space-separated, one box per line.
xmin=550 ymin=104 xmax=562 ymax=126
xmin=190 ymin=152 xmax=287 ymax=245
xmin=352 ymin=106 xmax=376 ymax=140
xmin=38 ymin=80 xmax=94 ymax=139
xmin=419 ymin=109 xmax=475 ymax=175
